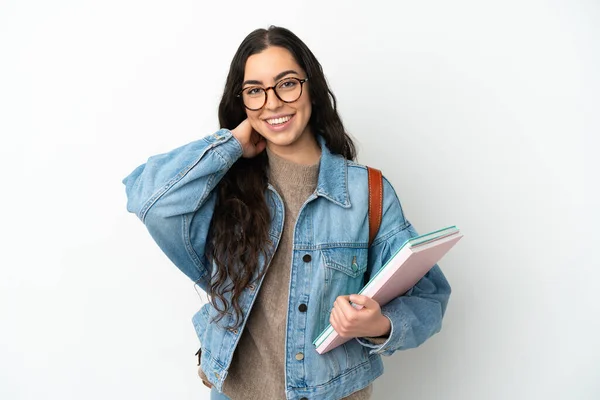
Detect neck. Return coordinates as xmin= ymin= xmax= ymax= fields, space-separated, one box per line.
xmin=266 ymin=129 xmax=321 ymax=165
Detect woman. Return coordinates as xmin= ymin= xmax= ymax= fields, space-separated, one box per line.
xmin=123 ymin=26 xmax=451 ymax=400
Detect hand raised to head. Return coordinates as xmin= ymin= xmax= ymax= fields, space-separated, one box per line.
xmin=231 ymin=119 xmax=267 ymax=158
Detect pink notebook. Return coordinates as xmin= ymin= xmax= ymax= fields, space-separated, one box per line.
xmin=313 ymin=226 xmax=462 ymax=354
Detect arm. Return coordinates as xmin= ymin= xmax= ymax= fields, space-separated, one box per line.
xmin=356 ymin=177 xmax=452 ymax=355
xmin=122 ymin=129 xmax=243 ymax=290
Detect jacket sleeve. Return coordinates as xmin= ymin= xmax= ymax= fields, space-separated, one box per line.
xmin=356 ymin=176 xmax=452 ymax=355
xmin=122 ymin=129 xmax=243 ymax=290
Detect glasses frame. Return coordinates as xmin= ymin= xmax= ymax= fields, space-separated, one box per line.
xmin=237 ymin=77 xmax=309 ymax=111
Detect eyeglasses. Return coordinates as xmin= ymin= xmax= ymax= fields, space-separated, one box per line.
xmin=237 ymin=77 xmax=308 ymax=111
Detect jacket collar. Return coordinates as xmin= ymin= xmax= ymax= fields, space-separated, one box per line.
xmin=315 ymin=135 xmax=351 ymax=208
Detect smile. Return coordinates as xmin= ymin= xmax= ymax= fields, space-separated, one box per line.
xmin=266 ymin=115 xmax=293 ymax=126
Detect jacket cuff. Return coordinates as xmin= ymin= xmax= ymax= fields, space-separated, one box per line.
xmin=209 ymin=129 xmax=243 ymax=165
xmin=356 ymin=315 xmax=394 ymax=354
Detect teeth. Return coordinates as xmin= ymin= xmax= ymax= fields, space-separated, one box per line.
xmin=267 ymin=115 xmax=292 ymax=125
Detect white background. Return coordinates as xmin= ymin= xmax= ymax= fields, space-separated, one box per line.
xmin=1 ymin=1 xmax=598 ymax=399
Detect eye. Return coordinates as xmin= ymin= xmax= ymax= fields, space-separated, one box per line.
xmin=277 ymin=79 xmax=298 ymax=90
xmin=244 ymin=87 xmax=264 ymax=97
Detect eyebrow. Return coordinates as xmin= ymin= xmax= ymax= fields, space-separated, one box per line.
xmin=242 ymin=70 xmax=300 ymax=87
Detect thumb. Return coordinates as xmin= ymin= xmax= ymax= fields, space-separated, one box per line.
xmin=350 ymin=295 xmax=381 ymax=310
xmin=255 ymin=136 xmax=267 ymax=154
xmin=349 ymin=294 xmax=371 ymax=305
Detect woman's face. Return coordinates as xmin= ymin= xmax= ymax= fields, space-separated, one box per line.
xmin=242 ymin=46 xmax=313 ymax=150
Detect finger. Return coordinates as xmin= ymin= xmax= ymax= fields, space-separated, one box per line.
xmin=329 ymin=306 xmax=340 ymax=332
xmin=335 ymin=296 xmax=357 ymax=322
xmin=255 ymin=137 xmax=267 ymax=153
xmin=349 ymin=294 xmax=377 ymax=308
xmin=238 ymin=119 xmax=252 ymax=136
xmin=250 ymin=129 xmax=260 ymax=143
xmin=335 ymin=295 xmax=351 ymax=305
xmin=330 ymin=306 xmax=349 ymax=337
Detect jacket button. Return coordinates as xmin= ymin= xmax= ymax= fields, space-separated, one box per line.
xmin=302 ymin=254 xmax=311 ymax=262
xmin=298 ymin=303 xmax=307 ymax=312
xmin=295 ymin=352 xmax=304 ymax=361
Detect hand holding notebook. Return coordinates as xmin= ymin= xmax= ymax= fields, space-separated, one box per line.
xmin=329 ymin=294 xmax=392 ymax=338
xmin=313 ymin=225 xmax=463 ymax=354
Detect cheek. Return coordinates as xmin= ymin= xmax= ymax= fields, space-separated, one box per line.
xmin=305 ymin=102 xmax=312 ymax=119
xmin=300 ymin=94 xmax=312 ymax=115
xmin=246 ymin=111 xmax=262 ymax=131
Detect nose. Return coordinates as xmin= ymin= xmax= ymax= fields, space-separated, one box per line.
xmin=264 ymin=87 xmax=283 ymax=110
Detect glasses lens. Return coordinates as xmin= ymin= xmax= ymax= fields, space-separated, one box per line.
xmin=241 ymin=78 xmax=304 ymax=110
xmin=242 ymin=87 xmax=265 ymax=110
xmin=275 ymin=78 xmax=302 ymax=102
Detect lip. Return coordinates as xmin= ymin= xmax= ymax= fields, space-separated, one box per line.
xmin=262 ymin=113 xmax=295 ymax=132
xmin=262 ymin=113 xmax=294 ymax=121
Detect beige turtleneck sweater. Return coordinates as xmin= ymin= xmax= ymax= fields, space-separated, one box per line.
xmin=207 ymin=148 xmax=372 ymax=400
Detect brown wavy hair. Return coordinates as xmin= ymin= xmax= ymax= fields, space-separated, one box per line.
xmin=207 ymin=26 xmax=357 ymax=328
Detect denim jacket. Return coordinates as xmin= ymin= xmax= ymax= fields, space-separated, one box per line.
xmin=123 ymin=129 xmax=451 ymax=400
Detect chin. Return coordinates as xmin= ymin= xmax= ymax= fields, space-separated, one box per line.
xmin=257 ymin=120 xmax=305 ymax=146
xmin=262 ymin=131 xmax=303 ymax=146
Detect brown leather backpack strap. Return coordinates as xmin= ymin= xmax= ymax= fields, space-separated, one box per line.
xmin=195 ymin=348 xmax=213 ymax=388
xmin=367 ymin=167 xmax=383 ymax=247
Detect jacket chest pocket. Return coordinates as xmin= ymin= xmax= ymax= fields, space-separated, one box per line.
xmin=321 ymin=247 xmax=369 ymax=282
xmin=319 ymin=247 xmax=369 ymax=330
